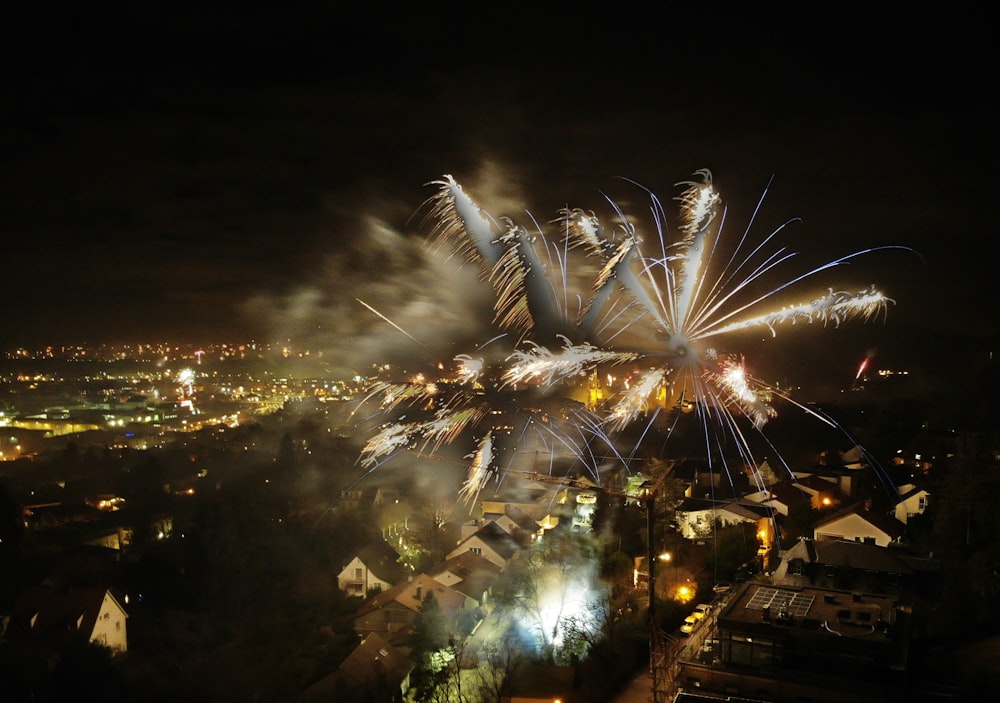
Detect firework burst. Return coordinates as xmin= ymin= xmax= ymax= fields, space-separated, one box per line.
xmin=412 ymin=169 xmax=905 ymax=499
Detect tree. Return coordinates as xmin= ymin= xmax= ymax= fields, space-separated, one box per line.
xmin=401 ymin=501 xmax=458 ymax=572
xmin=0 ymin=479 xmax=24 ymax=565
xmin=493 ymin=530 xmax=599 ymax=664
xmin=411 ymin=593 xmax=468 ymax=703
xmin=471 ymin=624 xmax=524 ymax=703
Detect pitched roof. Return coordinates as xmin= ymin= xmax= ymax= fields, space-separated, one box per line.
xmin=457 ymin=520 xmax=521 ymax=560
xmin=4 ymin=585 xmax=123 ymax=650
xmin=814 ymin=501 xmax=905 ymax=539
xmin=354 ymin=574 xmax=466 ymax=620
xmin=676 ymin=497 xmax=771 ymax=521
xmin=353 ymin=540 xmax=406 ymax=583
xmin=302 ymin=632 xmax=413 ymax=702
xmin=895 ymin=484 xmax=929 ymax=503
xmin=814 ymin=539 xmax=915 ymax=575
xmin=429 ymin=551 xmax=501 ymax=601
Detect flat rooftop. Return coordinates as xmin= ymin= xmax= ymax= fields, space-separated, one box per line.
xmin=719 ymin=582 xmax=898 ymax=641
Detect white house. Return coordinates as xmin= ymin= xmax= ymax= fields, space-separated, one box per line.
xmin=674 ymin=497 xmax=770 ymax=540
xmin=6 ymin=585 xmax=128 ymax=654
xmin=892 ymin=483 xmax=930 ymax=524
xmin=813 ymin=503 xmax=904 ymax=547
xmin=446 ymin=520 xmax=521 ymax=570
xmin=338 ymin=540 xmax=407 ymax=596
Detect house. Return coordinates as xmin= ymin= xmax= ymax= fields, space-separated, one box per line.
xmin=3 ymin=585 xmax=128 ymax=654
xmin=462 ymin=505 xmax=538 ymax=544
xmin=428 ymin=550 xmax=502 ymax=607
xmin=674 ymin=497 xmax=772 ymax=541
xmin=447 ymin=520 xmax=522 ymax=570
xmin=338 ymin=540 xmax=408 ymax=596
xmin=892 ymin=483 xmax=930 ymax=524
xmin=744 ymin=476 xmax=845 ymax=516
xmin=352 ymin=573 xmax=469 ymax=644
xmin=813 ymin=501 xmax=905 ymax=547
xmin=773 ymin=537 xmax=920 ymax=594
xmin=793 ymin=458 xmax=870 ymax=500
xmin=301 ymin=632 xmax=414 ymax=703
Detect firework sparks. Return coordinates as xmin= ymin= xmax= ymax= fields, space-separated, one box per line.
xmin=502 ymin=336 xmax=640 ymax=388
xmin=359 ymin=169 xmax=905 ymax=506
xmin=419 ymin=170 xmax=904 ymax=468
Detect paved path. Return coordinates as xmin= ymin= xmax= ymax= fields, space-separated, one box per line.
xmin=612 ymin=667 xmax=652 ymax=703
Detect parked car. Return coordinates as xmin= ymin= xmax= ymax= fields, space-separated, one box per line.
xmin=680 ymin=615 xmax=698 ymax=635
xmin=693 ymin=603 xmax=711 ymax=619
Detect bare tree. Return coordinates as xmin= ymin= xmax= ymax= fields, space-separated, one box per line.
xmin=471 ymin=624 xmax=524 ymax=703
xmin=493 ymin=530 xmax=598 ymax=663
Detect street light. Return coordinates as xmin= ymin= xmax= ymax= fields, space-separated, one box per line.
xmin=658 ymin=552 xmax=674 ymax=596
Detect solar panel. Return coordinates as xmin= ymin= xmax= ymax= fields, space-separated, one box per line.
xmin=746 ymin=586 xmax=815 ymax=617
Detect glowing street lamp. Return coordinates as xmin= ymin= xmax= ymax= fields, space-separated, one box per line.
xmin=659 ymin=552 xmax=676 ymax=593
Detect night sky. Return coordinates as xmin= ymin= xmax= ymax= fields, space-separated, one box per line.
xmin=2 ymin=7 xmax=994 ymax=387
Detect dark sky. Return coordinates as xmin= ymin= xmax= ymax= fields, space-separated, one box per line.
xmin=2 ymin=7 xmax=995 ymax=381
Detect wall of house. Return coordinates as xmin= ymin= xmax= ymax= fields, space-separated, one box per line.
xmin=90 ymin=594 xmax=127 ymax=653
xmin=814 ymin=514 xmax=891 ymax=546
xmin=338 ymin=557 xmax=392 ymax=595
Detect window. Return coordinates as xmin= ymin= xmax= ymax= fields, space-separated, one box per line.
xmin=354 ymin=568 xmax=363 ymax=579
xmin=470 ymin=547 xmax=482 ymax=556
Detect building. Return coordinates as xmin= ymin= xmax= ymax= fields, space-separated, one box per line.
xmin=3 ymin=585 xmax=128 ymax=655
xmin=301 ymin=632 xmax=414 ymax=703
xmin=672 ymin=581 xmax=912 ymax=702
xmin=351 ymin=573 xmax=468 ymax=646
xmin=338 ymin=540 xmax=407 ymax=596
xmin=813 ymin=502 xmax=905 ymax=546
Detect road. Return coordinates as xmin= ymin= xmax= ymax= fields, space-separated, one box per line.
xmin=612 ymin=667 xmax=652 ymax=703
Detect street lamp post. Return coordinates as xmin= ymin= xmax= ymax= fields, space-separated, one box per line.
xmin=658 ymin=552 xmax=672 ymax=597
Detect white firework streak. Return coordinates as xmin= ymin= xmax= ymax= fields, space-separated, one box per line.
xmin=672 ymin=170 xmax=722 ymax=330
xmin=358 ymin=381 xmax=438 ymax=413
xmin=424 ymin=175 xmax=504 ymax=268
xmin=416 ymin=406 xmax=488 ymax=451
xmin=453 ymin=354 xmax=484 ymax=385
xmin=708 ymin=357 xmax=776 ymax=429
xmin=360 ymin=422 xmax=415 ymax=468
xmin=359 ymin=405 xmax=487 ymax=468
xmin=491 ymin=223 xmax=545 ymax=339
xmin=705 ymin=286 xmax=893 ymax=337
xmin=608 ymin=368 xmax=668 ymax=433
xmin=459 ymin=431 xmax=495 ymax=504
xmin=557 ymin=206 xmax=668 ymax=337
xmin=502 ymin=336 xmax=640 ymax=388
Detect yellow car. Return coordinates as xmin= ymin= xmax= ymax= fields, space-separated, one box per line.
xmin=680 ymin=615 xmax=698 ymax=635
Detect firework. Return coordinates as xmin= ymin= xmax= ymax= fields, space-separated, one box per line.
xmin=413 ymin=170 xmax=903 ymax=493
xmin=357 ymin=170 xmax=904 ymax=506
